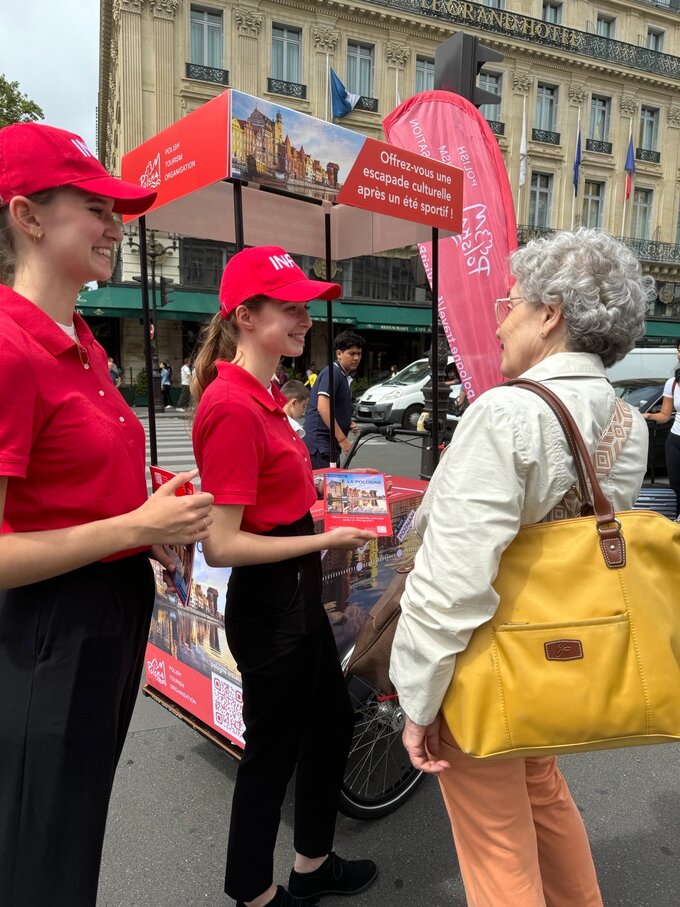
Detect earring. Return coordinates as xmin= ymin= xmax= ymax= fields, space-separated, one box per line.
xmin=33 ymin=232 xmax=42 ymax=244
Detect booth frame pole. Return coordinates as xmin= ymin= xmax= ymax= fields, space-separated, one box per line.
xmin=139 ymin=216 xmax=159 ymax=466
xmin=325 ymin=209 xmax=337 ymax=466
xmin=233 ymin=181 xmax=245 ymax=251
xmin=430 ymin=227 xmax=440 ymax=471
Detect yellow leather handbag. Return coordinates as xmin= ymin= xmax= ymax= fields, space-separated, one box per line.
xmin=442 ymin=380 xmax=680 ymax=759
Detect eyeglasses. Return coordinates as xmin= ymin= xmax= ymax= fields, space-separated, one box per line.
xmin=494 ymin=296 xmax=529 ymax=325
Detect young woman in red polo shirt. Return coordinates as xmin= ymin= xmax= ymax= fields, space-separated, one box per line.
xmin=192 ymin=246 xmax=379 ymax=907
xmin=0 ymin=123 xmax=214 ymax=907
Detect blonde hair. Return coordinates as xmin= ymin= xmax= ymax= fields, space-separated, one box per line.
xmin=0 ymin=189 xmax=58 ymax=286
xmin=191 ymin=295 xmax=266 ymax=405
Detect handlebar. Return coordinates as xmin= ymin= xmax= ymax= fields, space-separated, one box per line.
xmin=342 ymin=424 xmax=427 ymax=468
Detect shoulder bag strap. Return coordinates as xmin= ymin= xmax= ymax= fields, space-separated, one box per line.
xmin=505 ymin=378 xmax=625 ymax=569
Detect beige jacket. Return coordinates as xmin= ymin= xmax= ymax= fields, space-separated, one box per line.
xmin=389 ymin=352 xmax=649 ymax=725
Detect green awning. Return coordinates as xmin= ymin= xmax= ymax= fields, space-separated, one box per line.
xmin=645 ymin=321 xmax=680 ymax=340
xmin=332 ymin=302 xmax=433 ymax=333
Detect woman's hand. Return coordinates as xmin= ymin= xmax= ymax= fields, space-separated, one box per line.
xmin=127 ymin=470 xmax=214 ymax=546
xmin=401 ymin=715 xmax=451 ymax=774
xmin=322 ymin=526 xmax=377 ymax=550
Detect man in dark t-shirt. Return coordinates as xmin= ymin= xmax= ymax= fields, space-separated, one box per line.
xmin=304 ymin=330 xmax=365 ymax=468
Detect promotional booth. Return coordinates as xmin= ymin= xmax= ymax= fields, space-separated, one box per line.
xmin=121 ymin=89 xmax=464 ymax=817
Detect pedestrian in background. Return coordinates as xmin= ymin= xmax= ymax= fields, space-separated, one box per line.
xmin=191 ymin=245 xmax=377 ymax=907
xmin=0 ymin=121 xmax=214 ymax=907
xmin=107 ymin=355 xmax=121 ymax=387
xmin=303 ymin=330 xmax=365 ymax=467
xmin=176 ymin=356 xmax=193 ymax=411
xmin=391 ymin=229 xmax=653 ymax=907
xmin=641 ymin=337 xmax=680 ymax=516
xmin=160 ymin=360 xmax=173 ymax=409
xmin=304 ymin=363 xmax=318 ymax=388
xmin=280 ymin=379 xmax=310 ymax=438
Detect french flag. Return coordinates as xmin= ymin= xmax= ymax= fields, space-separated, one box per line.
xmin=624 ymin=131 xmax=635 ymax=200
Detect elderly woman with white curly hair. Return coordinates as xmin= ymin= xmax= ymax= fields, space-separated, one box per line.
xmin=390 ymin=229 xmax=656 ymax=907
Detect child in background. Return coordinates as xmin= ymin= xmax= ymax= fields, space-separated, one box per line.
xmin=280 ymin=380 xmax=310 ymax=438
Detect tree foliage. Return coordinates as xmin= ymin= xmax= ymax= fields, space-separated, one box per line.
xmin=0 ymin=74 xmax=44 ymax=128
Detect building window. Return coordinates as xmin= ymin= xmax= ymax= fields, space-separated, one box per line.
xmin=180 ymin=239 xmax=235 ymax=289
xmin=632 ymin=189 xmax=653 ymax=241
xmin=478 ymin=72 xmax=502 ymax=120
xmin=271 ymin=25 xmax=301 ymax=83
xmin=596 ymin=16 xmax=615 ymax=39
xmin=582 ymin=181 xmax=605 ymax=230
xmin=535 ymin=84 xmax=558 ymax=132
xmin=542 ymin=2 xmax=562 ymax=23
xmin=647 ymin=28 xmax=664 ymax=52
xmin=415 ymin=57 xmax=435 ymax=94
xmin=481 ymin=0 xmax=503 ymax=7
xmin=589 ymin=95 xmax=611 ymax=142
xmin=344 ymin=256 xmax=417 ymax=302
xmin=529 ymin=173 xmax=553 ymax=230
xmin=190 ymin=6 xmax=223 ymax=69
xmin=676 ymin=206 xmax=680 ymax=247
xmin=347 ymin=42 xmax=374 ymax=97
xmin=640 ymin=106 xmax=659 ymax=151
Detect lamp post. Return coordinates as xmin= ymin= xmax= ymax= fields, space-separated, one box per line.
xmin=125 ymin=228 xmax=178 ymax=412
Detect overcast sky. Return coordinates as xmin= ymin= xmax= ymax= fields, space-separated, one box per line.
xmin=1 ymin=2 xmax=99 ymax=152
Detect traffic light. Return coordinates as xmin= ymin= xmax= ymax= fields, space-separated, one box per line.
xmin=434 ymin=32 xmax=503 ymax=108
xmin=159 ymin=277 xmax=175 ymax=308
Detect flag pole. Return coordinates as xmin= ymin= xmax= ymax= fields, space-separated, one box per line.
xmin=517 ymin=94 xmax=526 ymax=221
xmin=571 ymin=107 xmax=581 ymax=230
xmin=325 ymin=55 xmax=330 ymax=122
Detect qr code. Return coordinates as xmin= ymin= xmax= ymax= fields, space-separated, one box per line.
xmin=212 ymin=672 xmax=245 ymax=744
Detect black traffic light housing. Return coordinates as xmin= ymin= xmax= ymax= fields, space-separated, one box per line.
xmin=159 ymin=277 xmax=175 ymax=308
xmin=434 ymin=32 xmax=503 ymax=108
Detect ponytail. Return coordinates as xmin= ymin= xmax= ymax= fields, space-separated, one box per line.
xmin=191 ymin=295 xmax=266 ymax=405
xmin=0 ymin=206 xmax=17 ymax=286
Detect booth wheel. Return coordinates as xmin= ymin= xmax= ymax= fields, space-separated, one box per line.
xmin=338 ymin=651 xmax=424 ymax=820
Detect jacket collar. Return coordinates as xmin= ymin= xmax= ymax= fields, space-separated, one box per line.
xmin=521 ymin=352 xmax=608 ymax=382
xmin=216 ymin=360 xmax=285 ymax=412
xmin=0 ymin=284 xmax=95 ymax=356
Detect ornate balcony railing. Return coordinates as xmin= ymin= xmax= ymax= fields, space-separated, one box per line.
xmin=185 ymin=63 xmax=229 ymax=85
xmin=517 ymin=226 xmax=680 ymax=264
xmin=267 ymin=78 xmax=307 ymax=100
xmin=363 ymin=1 xmax=680 ymax=77
xmin=586 ymin=139 xmax=613 ymax=154
xmin=532 ymin=128 xmax=560 ymax=145
xmin=355 ymin=96 xmax=379 ymax=113
xmin=636 ymin=147 xmax=661 ymax=164
xmin=488 ymin=120 xmax=505 ymax=135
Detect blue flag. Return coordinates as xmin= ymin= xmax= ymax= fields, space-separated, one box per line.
xmin=330 ymin=68 xmax=359 ymax=119
xmin=624 ymin=132 xmax=635 ymax=200
xmin=573 ymin=126 xmax=582 ymax=197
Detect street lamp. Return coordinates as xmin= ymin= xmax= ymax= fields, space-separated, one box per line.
xmin=125 ymin=227 xmax=178 ymax=411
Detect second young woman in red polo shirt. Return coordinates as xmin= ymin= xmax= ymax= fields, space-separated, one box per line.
xmin=192 ymin=246 xmax=379 ymax=907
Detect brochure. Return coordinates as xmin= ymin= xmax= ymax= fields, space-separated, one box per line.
xmin=323 ymin=471 xmax=393 ymax=535
xmin=149 ymin=466 xmax=196 ymax=606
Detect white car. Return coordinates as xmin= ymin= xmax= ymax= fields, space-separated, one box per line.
xmin=355 ymin=358 xmax=454 ymax=429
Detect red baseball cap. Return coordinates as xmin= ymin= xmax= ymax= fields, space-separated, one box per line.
xmin=0 ymin=122 xmax=156 ymax=215
xmin=220 ymin=245 xmax=342 ymax=316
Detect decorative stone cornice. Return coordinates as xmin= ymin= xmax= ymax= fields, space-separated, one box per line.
xmin=385 ymin=43 xmax=410 ymax=69
xmin=620 ymin=96 xmax=638 ymax=117
xmin=312 ymin=26 xmax=340 ymax=53
xmin=568 ymin=84 xmax=587 ymax=107
xmin=668 ymin=108 xmax=680 ymax=128
xmin=234 ymin=8 xmax=263 ymax=37
xmin=512 ymin=73 xmax=532 ymax=95
xmin=112 ymin=0 xmax=142 ymax=21
xmin=149 ymin=0 xmax=178 ymax=20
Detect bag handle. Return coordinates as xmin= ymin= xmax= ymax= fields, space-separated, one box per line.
xmin=506 ymin=378 xmax=626 ymax=569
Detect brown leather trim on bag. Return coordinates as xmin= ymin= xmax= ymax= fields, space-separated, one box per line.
xmin=506 ymin=379 xmax=626 ymax=569
xmin=544 ymin=639 xmax=584 ymax=661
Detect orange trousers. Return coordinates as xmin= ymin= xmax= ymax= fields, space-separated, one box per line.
xmin=437 ymin=722 xmax=604 ymax=907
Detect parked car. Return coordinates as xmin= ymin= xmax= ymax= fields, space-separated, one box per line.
xmin=355 ymin=358 xmax=454 ymax=429
xmin=611 ymin=378 xmax=673 ymax=474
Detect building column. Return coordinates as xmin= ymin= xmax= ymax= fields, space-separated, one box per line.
xmin=113 ymin=0 xmax=144 ymax=153
xmin=233 ymin=8 xmax=263 ymax=98
xmin=385 ymin=43 xmax=410 ymax=112
xmin=313 ymin=27 xmax=340 ymax=122
xmin=150 ymin=0 xmax=178 ymax=132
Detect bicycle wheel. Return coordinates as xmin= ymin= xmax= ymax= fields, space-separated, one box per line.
xmin=338 ymin=654 xmax=424 ymax=820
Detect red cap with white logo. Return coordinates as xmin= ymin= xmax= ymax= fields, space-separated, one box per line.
xmin=0 ymin=122 xmax=157 ymax=215
xmin=219 ymin=245 xmax=342 ymax=317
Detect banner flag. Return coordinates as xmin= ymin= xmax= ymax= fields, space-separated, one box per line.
xmin=573 ymin=124 xmax=582 ymax=197
xmin=384 ymin=91 xmax=518 ymax=400
xmin=625 ymin=130 xmax=636 ymax=200
xmin=519 ymin=96 xmax=527 ymax=188
xmin=330 ymin=68 xmax=360 ymax=119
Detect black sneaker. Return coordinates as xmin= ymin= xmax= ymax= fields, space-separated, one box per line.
xmin=235 ymin=885 xmax=318 ymax=907
xmin=288 ymin=853 xmax=378 ymax=900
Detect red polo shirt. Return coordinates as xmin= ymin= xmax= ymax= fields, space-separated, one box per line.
xmin=193 ymin=361 xmax=316 ymax=533
xmin=0 ymin=286 xmax=148 ymax=538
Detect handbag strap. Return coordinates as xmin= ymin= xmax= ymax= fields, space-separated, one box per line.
xmin=506 ymin=378 xmax=626 ymax=569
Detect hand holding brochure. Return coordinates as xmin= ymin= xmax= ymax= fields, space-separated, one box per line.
xmin=149 ymin=466 xmax=196 ymax=605
xmin=323 ymin=471 xmax=393 ymax=535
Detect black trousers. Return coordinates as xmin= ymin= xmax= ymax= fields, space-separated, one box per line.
xmin=0 ymin=554 xmax=155 ymax=907
xmin=223 ymin=515 xmax=355 ymax=902
xmin=665 ymin=432 xmax=680 ymax=517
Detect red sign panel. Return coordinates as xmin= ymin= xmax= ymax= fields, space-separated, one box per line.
xmin=337 ymin=137 xmax=463 ymax=232
xmin=121 ymin=92 xmax=231 ymax=221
